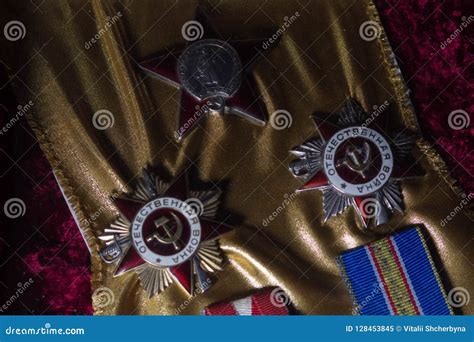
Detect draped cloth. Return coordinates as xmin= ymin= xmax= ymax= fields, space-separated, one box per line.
xmin=1 ymin=0 xmax=472 ymax=315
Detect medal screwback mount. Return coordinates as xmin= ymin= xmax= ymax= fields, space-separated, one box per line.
xmin=139 ymin=8 xmax=280 ymax=141
xmin=98 ymin=168 xmax=232 ymax=297
xmin=289 ymin=98 xmax=424 ymax=228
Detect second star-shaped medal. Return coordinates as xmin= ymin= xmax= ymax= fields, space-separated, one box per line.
xmin=139 ymin=9 xmax=279 ymax=141
xmin=289 ymin=98 xmax=424 ymax=228
xmin=98 ymin=168 xmax=232 ymax=297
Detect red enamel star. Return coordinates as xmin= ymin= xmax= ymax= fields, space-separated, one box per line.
xmin=99 ymin=168 xmax=232 ymax=297
xmin=138 ymin=8 xmax=279 ymax=141
xmin=289 ymin=98 xmax=424 ymax=228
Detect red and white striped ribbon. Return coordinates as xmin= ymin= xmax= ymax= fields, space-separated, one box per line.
xmin=203 ymin=288 xmax=290 ymax=315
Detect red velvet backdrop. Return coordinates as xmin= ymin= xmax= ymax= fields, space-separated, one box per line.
xmin=0 ymin=0 xmax=472 ymax=314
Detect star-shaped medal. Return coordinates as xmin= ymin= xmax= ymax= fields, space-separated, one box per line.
xmin=98 ymin=168 xmax=232 ymax=297
xmin=289 ymin=98 xmax=424 ymax=228
xmin=139 ymin=9 xmax=279 ymax=141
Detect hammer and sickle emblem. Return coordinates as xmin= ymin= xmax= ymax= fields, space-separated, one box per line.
xmin=336 ymin=142 xmax=372 ymax=178
xmin=146 ymin=213 xmax=183 ymax=250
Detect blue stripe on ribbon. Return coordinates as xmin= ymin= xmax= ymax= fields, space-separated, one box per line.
xmin=338 ymin=227 xmax=452 ymax=315
xmin=339 ymin=245 xmax=391 ymax=315
xmin=393 ymin=228 xmax=452 ymax=315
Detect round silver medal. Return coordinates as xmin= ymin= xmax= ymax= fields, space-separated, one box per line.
xmin=177 ymin=39 xmax=242 ymax=100
xmin=323 ymin=126 xmax=394 ymax=197
xmin=131 ymin=197 xmax=201 ymax=268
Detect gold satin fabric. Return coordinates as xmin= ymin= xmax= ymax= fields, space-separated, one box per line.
xmin=2 ymin=0 xmax=472 ymax=315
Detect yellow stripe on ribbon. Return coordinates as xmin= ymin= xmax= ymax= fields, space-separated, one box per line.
xmin=371 ymin=240 xmax=418 ymax=315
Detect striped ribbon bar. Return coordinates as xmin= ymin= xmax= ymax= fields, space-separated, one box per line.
xmin=337 ymin=227 xmax=453 ymax=315
xmin=203 ymin=288 xmax=290 ymax=315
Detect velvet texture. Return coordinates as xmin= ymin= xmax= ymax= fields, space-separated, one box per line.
xmin=375 ymin=0 xmax=473 ymax=194
xmin=0 ymin=0 xmax=471 ymax=315
xmin=0 ymin=68 xmax=92 ymax=314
